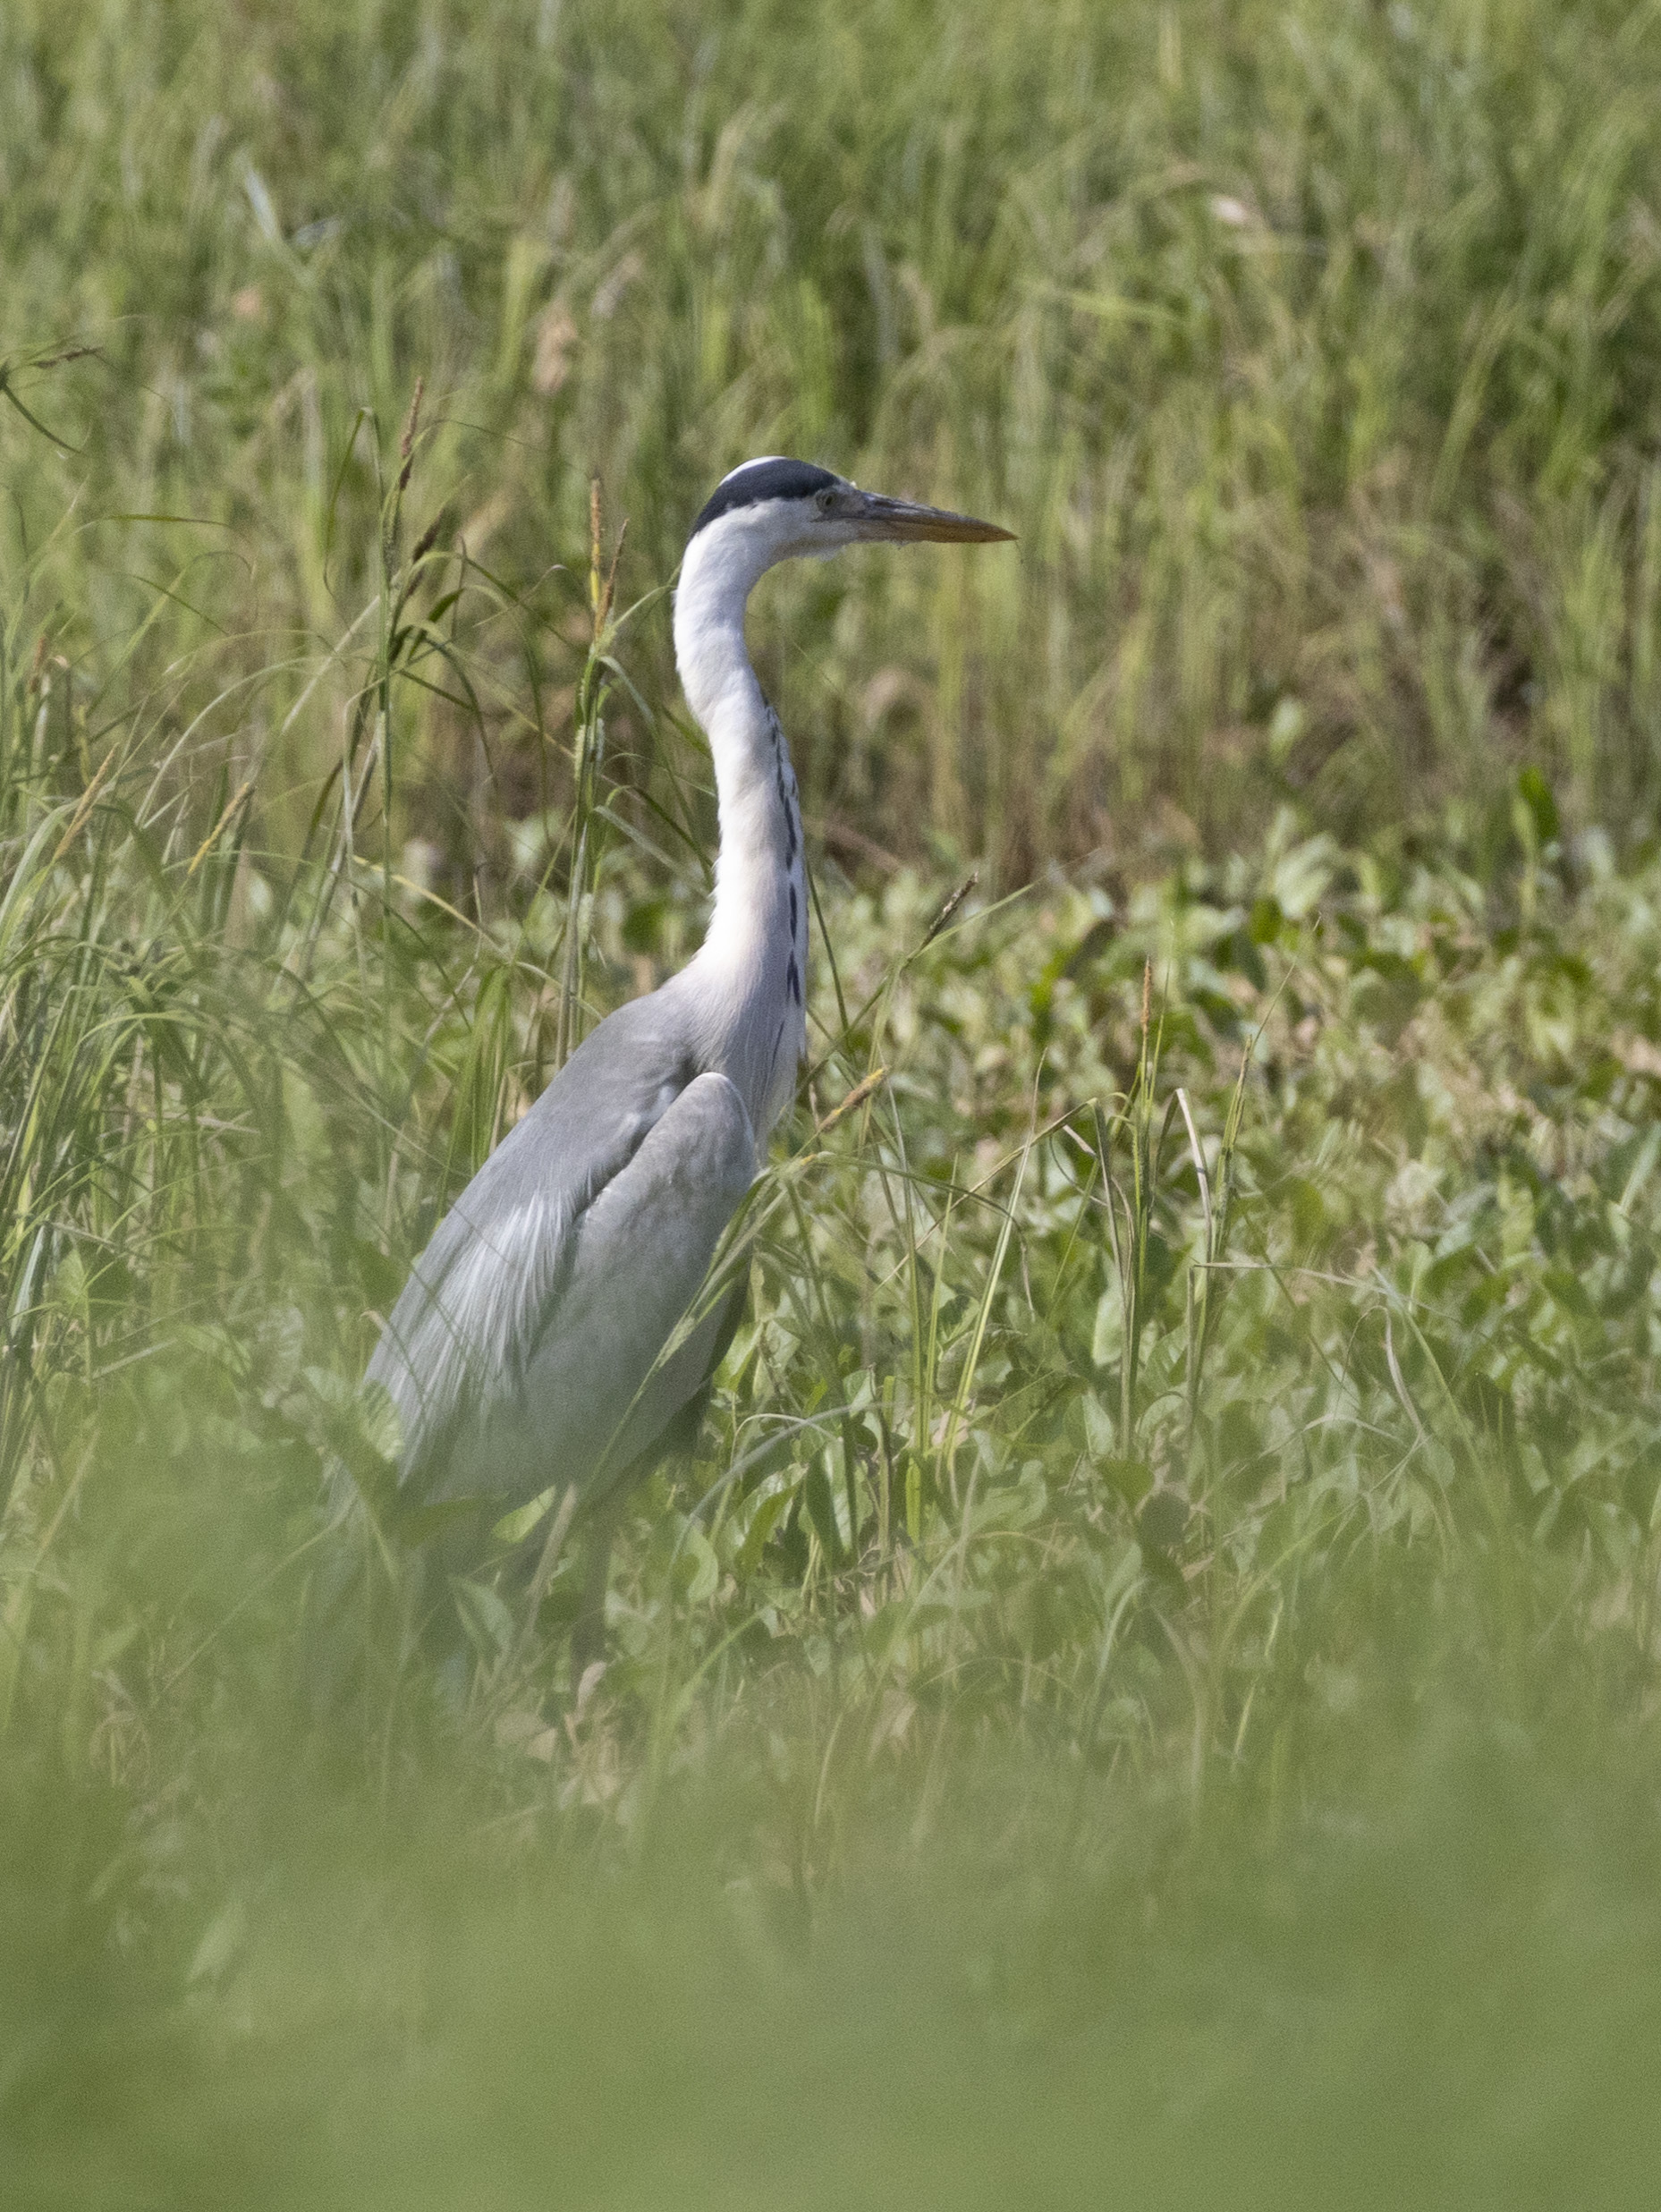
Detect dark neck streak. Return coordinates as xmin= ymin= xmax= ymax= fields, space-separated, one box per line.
xmin=761 ymin=698 xmax=806 ymax=1015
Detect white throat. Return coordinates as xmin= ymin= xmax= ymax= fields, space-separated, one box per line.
xmin=671 ymin=507 xmax=811 ymax=1141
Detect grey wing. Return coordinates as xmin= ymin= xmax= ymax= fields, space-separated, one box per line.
xmin=503 ymin=1071 xmax=757 ymax=1504
xmin=367 ymin=992 xmax=688 ymax=1488
xmin=367 ymin=1015 xmax=754 ymax=1511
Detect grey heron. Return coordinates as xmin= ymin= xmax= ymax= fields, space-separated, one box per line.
xmin=366 ymin=458 xmax=1013 ymax=1663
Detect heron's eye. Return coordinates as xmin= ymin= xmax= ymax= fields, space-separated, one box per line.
xmin=815 ymin=488 xmax=835 ymax=515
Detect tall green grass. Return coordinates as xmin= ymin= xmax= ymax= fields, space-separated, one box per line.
xmin=7 ymin=446 xmax=1661 ymax=2191
xmin=6 ymin=1 xmax=1661 ymax=2199
xmin=10 ymin=0 xmax=1661 ymax=879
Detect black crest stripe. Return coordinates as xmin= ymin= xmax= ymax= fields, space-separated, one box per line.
xmin=690 ymin=460 xmax=839 ymax=540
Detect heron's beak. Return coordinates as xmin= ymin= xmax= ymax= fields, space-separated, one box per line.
xmin=844 ymin=490 xmax=1015 ymax=544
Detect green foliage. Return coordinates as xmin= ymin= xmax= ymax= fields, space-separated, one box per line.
xmin=12 ymin=0 xmax=1661 ymax=877
xmin=5 ymin=0 xmax=1661 ymax=2198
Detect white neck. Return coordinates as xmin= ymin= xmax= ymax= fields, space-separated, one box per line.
xmin=670 ymin=511 xmax=810 ymax=1141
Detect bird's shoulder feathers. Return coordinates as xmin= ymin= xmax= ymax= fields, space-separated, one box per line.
xmin=367 ymin=991 xmax=753 ymax=1505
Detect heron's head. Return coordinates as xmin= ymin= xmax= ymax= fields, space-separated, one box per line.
xmin=674 ymin=458 xmax=1013 ymax=712
xmin=684 ymin=457 xmax=1013 ymax=581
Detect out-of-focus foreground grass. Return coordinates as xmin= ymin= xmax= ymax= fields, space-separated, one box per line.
xmin=7 ymin=1 xmax=1661 ymax=2203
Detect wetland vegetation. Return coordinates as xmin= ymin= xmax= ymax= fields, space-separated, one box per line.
xmin=6 ymin=2 xmax=1661 ymax=2201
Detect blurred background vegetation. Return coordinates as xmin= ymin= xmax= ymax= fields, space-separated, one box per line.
xmin=13 ymin=0 xmax=1661 ymax=876
xmin=7 ymin=0 xmax=1661 ymax=2203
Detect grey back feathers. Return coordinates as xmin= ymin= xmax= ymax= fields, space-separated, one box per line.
xmin=367 ymin=992 xmax=755 ymax=1512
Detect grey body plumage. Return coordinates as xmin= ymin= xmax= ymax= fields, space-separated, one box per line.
xmin=364 ymin=458 xmax=1013 ymax=1644
xmin=368 ymin=993 xmax=754 ymax=1512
